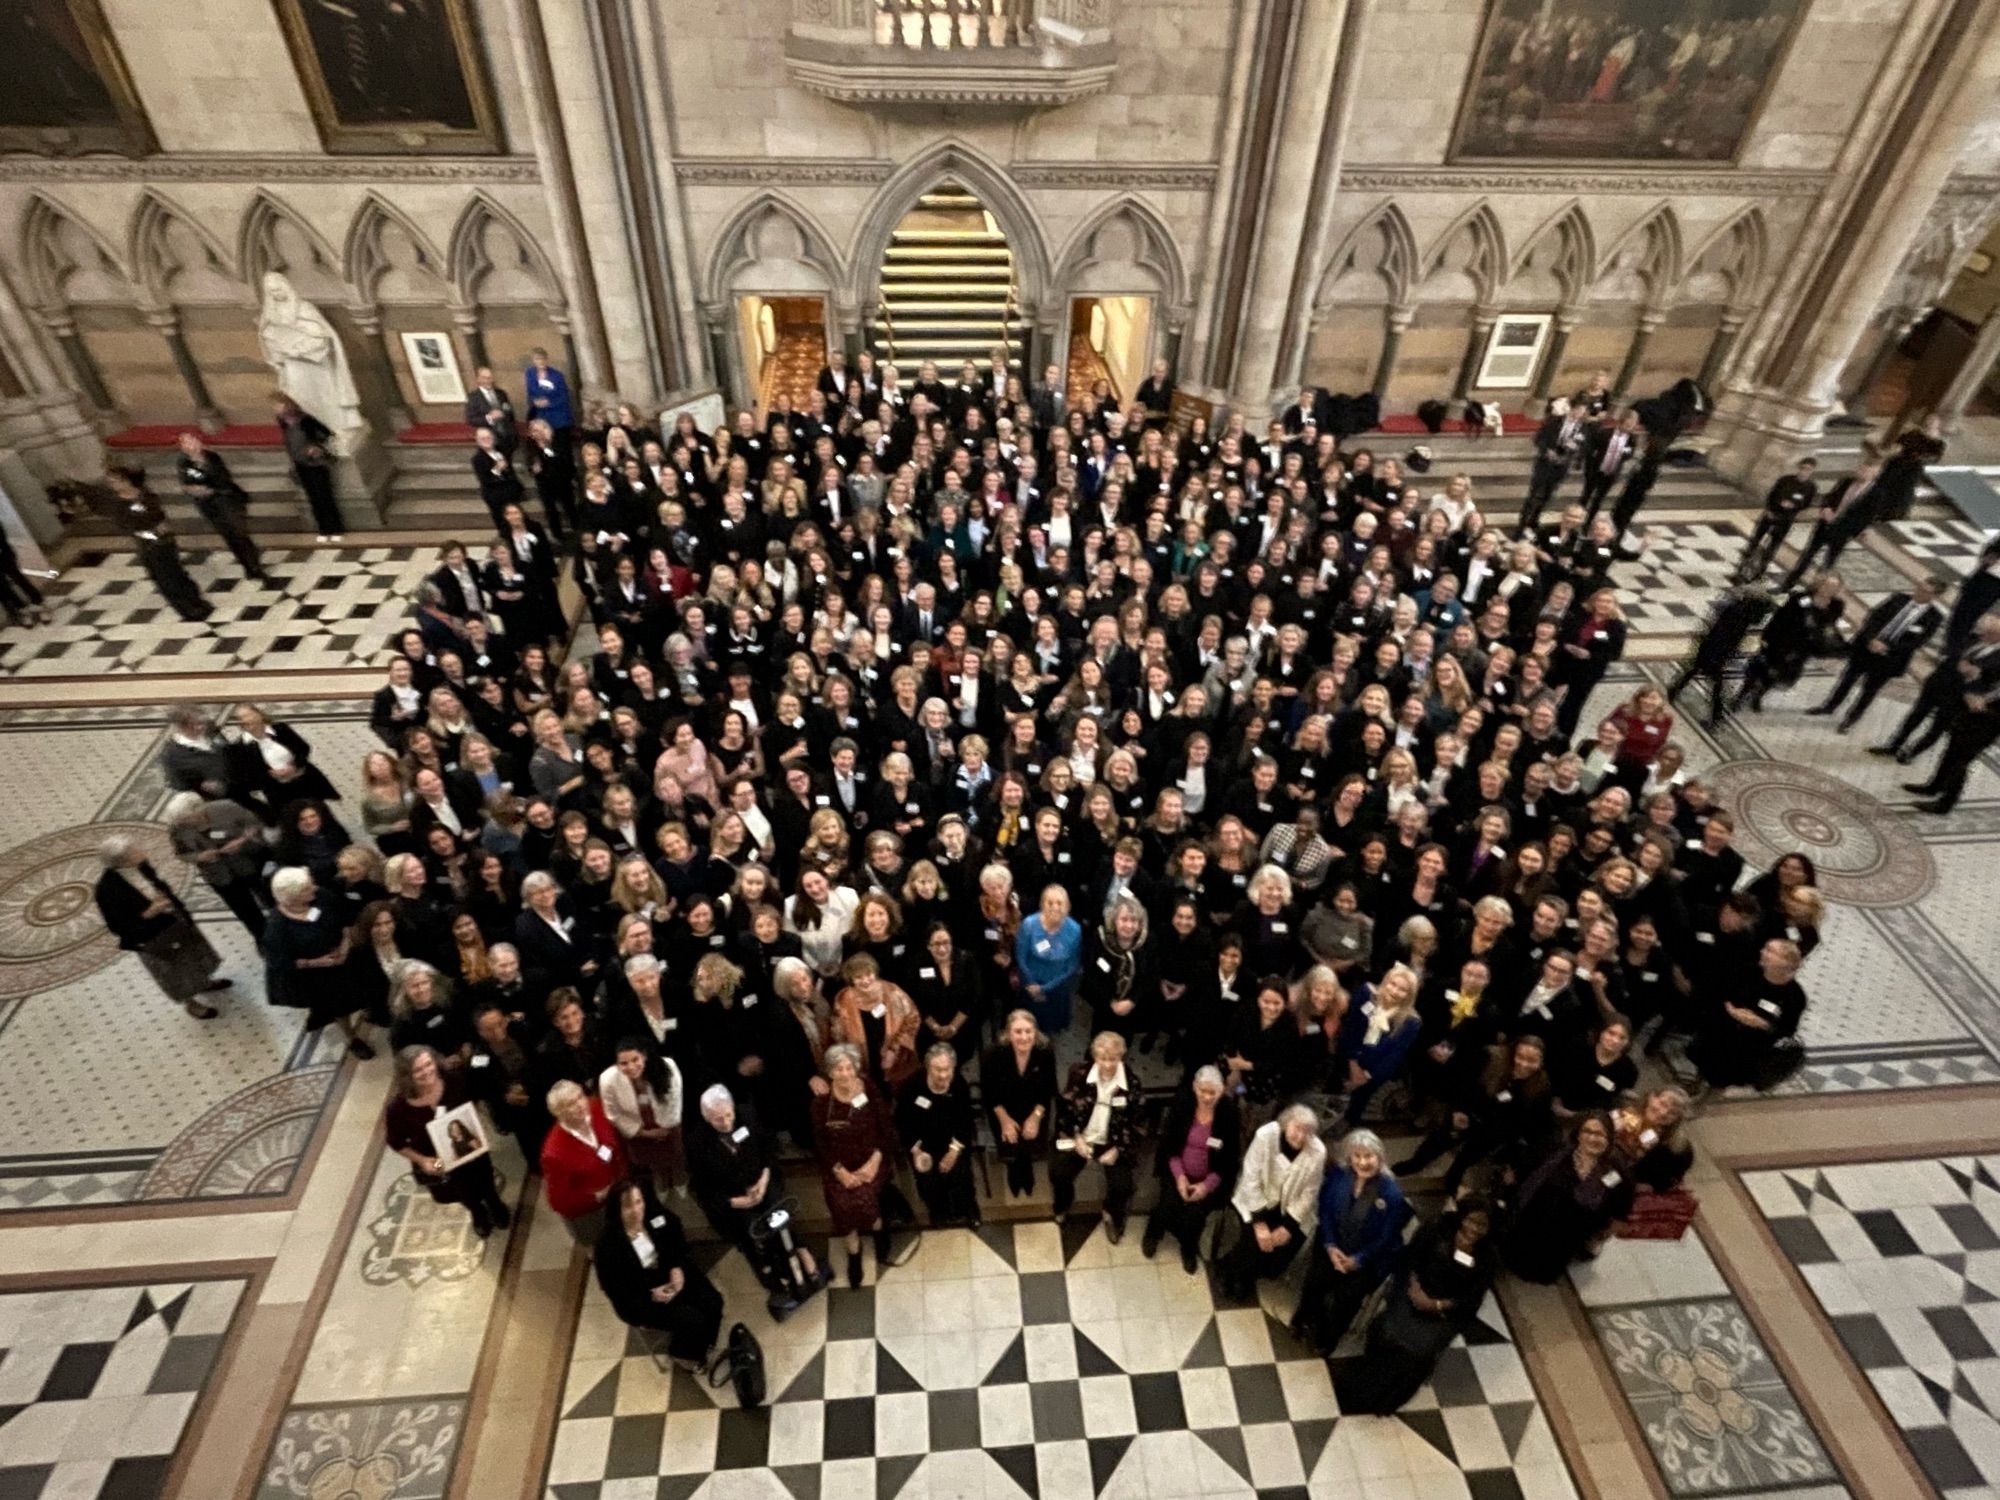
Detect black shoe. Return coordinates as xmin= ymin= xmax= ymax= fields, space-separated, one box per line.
xmin=1104 ymin=1214 xmax=1123 ymax=1246
xmin=1835 ymin=722 xmax=1852 ymax=735
xmin=346 ymin=1036 xmax=376 ymax=1060
xmin=847 ymin=1251 xmax=864 ymax=1288
xmin=470 ymin=1213 xmax=493 ymax=1239
xmin=492 ymin=1200 xmax=513 ymax=1229
xmin=183 ymin=1000 xmax=219 ymax=1020
xmin=1140 ymin=1227 xmax=1162 ymax=1259
xmin=1916 ymin=799 xmax=1954 ymax=815
xmin=1804 ymin=705 xmax=1833 ymax=716
xmin=1903 ymin=781 xmax=1937 ymax=795
xmin=1866 ymin=744 xmax=1898 ymax=757
xmin=1181 ymin=1245 xmax=1199 ymax=1275
xmin=201 ymin=978 xmax=235 ymax=993
xmin=1895 ymin=751 xmax=1917 ymax=766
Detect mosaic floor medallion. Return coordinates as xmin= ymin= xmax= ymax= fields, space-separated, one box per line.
xmin=1703 ymin=760 xmax=1937 ymax=908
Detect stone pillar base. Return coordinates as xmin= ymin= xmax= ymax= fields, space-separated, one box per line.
xmin=1701 ymin=381 xmax=1838 ymax=496
xmin=332 ymin=424 xmax=395 ymax=528
xmin=0 ymin=395 xmax=104 ymax=543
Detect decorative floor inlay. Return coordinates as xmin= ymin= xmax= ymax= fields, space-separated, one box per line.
xmin=1746 ymin=1155 xmax=2000 ymax=1499
xmin=254 ymin=1396 xmax=466 ymax=1500
xmin=543 ymin=1221 xmax=1579 ymax=1500
xmin=1701 ymin=761 xmax=1937 ymax=909
xmin=0 ymin=1277 xmax=246 ymax=1500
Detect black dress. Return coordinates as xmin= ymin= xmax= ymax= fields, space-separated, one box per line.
xmin=1335 ymin=1213 xmax=1498 ymax=1415
xmin=1503 ymin=1146 xmax=1636 ymax=1283
xmin=593 ymin=1191 xmax=725 ymax=1362
xmin=262 ymin=904 xmax=351 ymax=1029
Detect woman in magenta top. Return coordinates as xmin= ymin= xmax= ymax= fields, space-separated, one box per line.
xmin=1142 ymin=1065 xmax=1242 ymax=1273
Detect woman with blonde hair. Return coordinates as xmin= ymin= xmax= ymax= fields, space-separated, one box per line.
xmin=799 ymin=808 xmax=851 ymax=881
xmin=1336 ymin=961 xmax=1423 ymax=1123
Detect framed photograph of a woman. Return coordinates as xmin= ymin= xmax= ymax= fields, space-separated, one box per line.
xmin=0 ymin=0 xmax=155 ymax=157
xmin=426 ymin=1102 xmax=491 ymax=1171
xmin=271 ymin=0 xmax=502 ymax=156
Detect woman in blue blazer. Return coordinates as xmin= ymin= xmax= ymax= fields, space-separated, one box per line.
xmin=1291 ymin=1129 xmax=1410 ymax=1354
xmin=1014 ymin=883 xmax=1083 ymax=1032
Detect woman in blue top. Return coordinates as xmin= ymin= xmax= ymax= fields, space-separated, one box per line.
xmin=1291 ymin=1128 xmax=1410 ymax=1354
xmin=1335 ymin=962 xmax=1423 ymax=1124
xmin=1014 ymin=883 xmax=1084 ymax=1033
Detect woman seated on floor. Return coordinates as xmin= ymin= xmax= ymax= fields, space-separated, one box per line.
xmin=593 ymin=1178 xmax=725 ymax=1368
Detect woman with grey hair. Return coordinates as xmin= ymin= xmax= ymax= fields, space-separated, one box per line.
xmin=813 ymin=1042 xmax=897 ymax=1284
xmin=93 ymin=834 xmax=229 ymax=1019
xmin=1217 ymin=1103 xmax=1327 ymax=1301
xmin=164 ymin=789 xmax=270 ymax=937
xmin=1292 ymin=1128 xmax=1411 ymax=1354
xmin=1145 ymin=1063 xmax=1242 ymax=1273
xmin=263 ymin=864 xmax=376 ymax=1056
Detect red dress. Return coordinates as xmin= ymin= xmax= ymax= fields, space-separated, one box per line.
xmin=811 ymin=1088 xmax=893 ymax=1235
xmin=541 ymin=1099 xmax=627 ymax=1220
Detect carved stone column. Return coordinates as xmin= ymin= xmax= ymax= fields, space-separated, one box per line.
xmin=37 ymin=311 xmax=115 ymax=416
xmin=1699 ymin=311 xmax=1747 ymax=393
xmin=1935 ymin=303 xmax=2000 ymax=432
xmin=143 ymin=309 xmax=222 ymax=431
xmin=1533 ymin=313 xmax=1580 ymax=401
xmin=1372 ymin=305 xmax=1413 ymax=403
xmin=351 ymin=306 xmax=414 ymax=431
xmin=1454 ymin=306 xmax=1498 ymax=401
xmin=451 ymin=304 xmax=491 ymax=377
xmin=1616 ymin=310 xmax=1665 ymax=397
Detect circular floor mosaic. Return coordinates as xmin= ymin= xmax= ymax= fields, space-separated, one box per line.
xmin=0 ymin=821 xmax=191 ymax=998
xmin=1704 ymin=759 xmax=1936 ymax=908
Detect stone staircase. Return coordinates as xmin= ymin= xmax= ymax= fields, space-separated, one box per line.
xmin=875 ymin=186 xmax=1028 ymax=383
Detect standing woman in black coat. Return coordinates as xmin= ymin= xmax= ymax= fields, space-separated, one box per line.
xmin=273 ymin=393 xmax=344 ymax=539
xmin=896 ymin=1043 xmax=980 ymax=1226
xmin=1143 ymin=1065 xmax=1241 ymax=1272
xmin=232 ymin=704 xmax=341 ymax=806
xmin=1080 ymin=895 xmax=1150 ymax=1046
xmin=593 ymin=1180 xmax=724 ymax=1366
xmin=93 ymin=836 xmax=230 ymax=1019
xmin=1553 ymin=587 xmax=1628 ymax=738
xmin=981 ymin=1008 xmax=1057 ymax=1197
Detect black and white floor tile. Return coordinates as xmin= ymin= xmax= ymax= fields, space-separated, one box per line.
xmin=0 ymin=1278 xmax=245 ymax=1499
xmin=0 ymin=546 xmax=431 ymax=676
xmin=1747 ymin=1155 xmax=2000 ymax=1500
xmin=543 ymin=1220 xmax=1579 ymax=1500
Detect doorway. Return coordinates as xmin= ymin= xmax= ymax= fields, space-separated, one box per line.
xmin=736 ymin=294 xmax=829 ymax=418
xmin=1066 ymin=295 xmax=1153 ymax=407
xmin=876 ymin=182 xmax=1023 ymax=385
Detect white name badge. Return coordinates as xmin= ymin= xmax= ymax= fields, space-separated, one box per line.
xmin=1757 ymin=999 xmax=1781 ymax=1016
xmin=1640 ymin=1129 xmax=1659 ymax=1146
xmin=1596 ymin=1074 xmax=1617 ymax=1092
xmin=731 ymin=1125 xmax=750 ymax=1142
xmin=1270 ymin=922 xmax=1289 ymax=935
xmin=919 ymin=966 xmax=937 ymax=980
xmin=984 ymin=927 xmax=1000 ymax=941
xmin=1495 ymin=1090 xmax=1512 ymax=1103
xmin=1057 ymin=852 xmax=1072 ymax=864
xmin=1602 ymin=1171 xmax=1622 ymax=1188
xmin=662 ymin=1018 xmax=679 ymax=1031
xmin=915 ymin=1096 xmax=932 ymax=1110
xmin=815 ymin=795 xmax=831 ymax=806
xmin=892 ymin=944 xmax=906 ymax=958
xmin=1340 ymin=936 xmax=1357 ymax=949
xmin=426 ymin=1013 xmax=445 ymax=1029
xmin=741 ymin=994 xmax=758 ymax=1008
xmin=1303 ymin=1022 xmax=1321 ymax=1036
xmin=1454 ymin=1249 xmax=1475 ymax=1267
xmin=650 ymin=1215 xmax=666 ymax=1228
xmin=471 ymin=1055 xmax=491 ymax=1068
xmin=851 ymin=1093 xmax=869 ymax=1109
xmin=595 ymin=1144 xmax=613 ymax=1162
xmin=871 ymin=1003 xmax=886 ymax=1019
xmin=1036 ymin=939 xmax=1052 ymax=955
xmin=906 ymin=802 xmax=920 ymax=814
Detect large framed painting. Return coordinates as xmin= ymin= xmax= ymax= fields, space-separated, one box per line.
xmin=1449 ymin=0 xmax=1809 ymax=164
xmin=0 ymin=0 xmax=155 ymax=157
xmin=271 ymin=0 xmax=502 ymax=156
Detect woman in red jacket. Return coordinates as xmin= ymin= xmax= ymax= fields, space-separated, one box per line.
xmin=1606 ymin=685 xmax=1673 ymax=794
xmin=541 ymin=1080 xmax=627 ymax=1242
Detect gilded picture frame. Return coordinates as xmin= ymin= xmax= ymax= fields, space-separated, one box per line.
xmin=0 ymin=0 xmax=156 ymax=158
xmin=271 ymin=0 xmax=502 ymax=156
xmin=1447 ymin=0 xmax=1810 ymax=165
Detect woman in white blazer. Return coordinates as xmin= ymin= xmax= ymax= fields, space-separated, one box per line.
xmin=599 ymin=1042 xmax=686 ymax=1193
xmin=1219 ymin=1104 xmax=1327 ymax=1301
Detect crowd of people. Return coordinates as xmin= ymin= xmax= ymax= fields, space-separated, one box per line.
xmin=101 ymin=351 xmax=1861 ymax=1397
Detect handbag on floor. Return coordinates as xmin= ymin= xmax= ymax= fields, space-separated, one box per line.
xmin=707 ymin=1321 xmax=767 ymax=1407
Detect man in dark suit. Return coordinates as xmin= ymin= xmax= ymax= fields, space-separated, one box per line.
xmin=1030 ymin=363 xmax=1068 ymax=431
xmin=1520 ymin=397 xmax=1586 ymax=531
xmin=1578 ymin=410 xmax=1640 ymax=521
xmin=1807 ymin=576 xmax=1944 ymax=732
xmin=471 ymin=426 xmax=524 ymax=530
xmin=525 ymin=419 xmax=574 ymax=540
xmin=1135 ymin=358 xmax=1175 ymax=429
xmin=463 ymin=366 xmax=517 ymax=458
xmin=1944 ymin=535 xmax=2000 ymax=656
xmin=1907 ymin=615 xmax=2000 ymax=813
xmin=1736 ymin=458 xmax=1819 ymax=581
xmin=1782 ymin=456 xmax=1885 ymax=588
xmin=1281 ymin=386 xmax=1326 ymax=436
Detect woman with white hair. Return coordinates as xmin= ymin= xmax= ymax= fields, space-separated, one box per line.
xmin=163 ymin=790 xmax=270 ymax=936
xmin=540 ymin=1078 xmax=625 ymax=1243
xmin=1217 ymin=1103 xmax=1327 ymax=1302
xmin=93 ymin=834 xmax=229 ymax=1020
xmin=1050 ymin=1031 xmax=1144 ymax=1241
xmin=1292 ymin=1129 xmax=1410 ymax=1354
xmin=1144 ymin=1064 xmax=1241 ymax=1273
xmin=263 ymin=865 xmax=376 ymax=1056
xmin=814 ymin=1042 xmax=897 ymax=1284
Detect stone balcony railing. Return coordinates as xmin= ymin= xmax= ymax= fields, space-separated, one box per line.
xmin=785 ymin=0 xmax=1117 ymax=107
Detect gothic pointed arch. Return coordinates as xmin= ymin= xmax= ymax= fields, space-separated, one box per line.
xmin=1052 ymin=195 xmax=1191 ymax=316
xmin=1418 ymin=201 xmax=1505 ymax=304
xmin=1684 ymin=206 xmax=1768 ymax=309
xmin=343 ymin=193 xmax=450 ymax=305
xmin=1316 ymin=201 xmax=1419 ymax=311
xmin=846 ymin=140 xmax=1052 ymax=317
xmin=448 ymin=191 xmax=566 ymax=313
xmin=1596 ymin=203 xmax=1683 ymax=307
xmin=19 ymin=194 xmax=134 ymax=310
xmin=238 ymin=190 xmax=344 ymax=303
xmin=129 ymin=190 xmax=240 ymax=308
xmin=703 ymin=190 xmax=847 ymax=306
xmin=1510 ymin=200 xmax=1596 ymax=306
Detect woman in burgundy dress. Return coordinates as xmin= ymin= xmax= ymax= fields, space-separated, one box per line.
xmin=812 ymin=1042 xmax=895 ymax=1286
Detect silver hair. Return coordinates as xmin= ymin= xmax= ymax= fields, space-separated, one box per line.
xmin=1279 ymin=1103 xmax=1321 ymax=1135
xmin=162 ymin=791 xmax=208 ymax=823
xmin=98 ymin=834 xmax=138 ymax=867
xmin=772 ymin=956 xmax=812 ymax=995
xmin=1342 ymin=1128 xmax=1391 ymax=1171
xmin=270 ymin=866 xmax=314 ymax=904
xmin=521 ymin=870 xmax=559 ymax=897
xmin=1192 ymin=1064 xmax=1225 ymax=1090
xmin=488 ymin=942 xmax=518 ymax=962
xmin=545 ymin=1078 xmax=586 ymax=1113
xmin=699 ymin=1084 xmax=735 ymax=1119
xmin=624 ymin=953 xmax=664 ymax=978
xmin=823 ymin=1042 xmax=864 ymax=1077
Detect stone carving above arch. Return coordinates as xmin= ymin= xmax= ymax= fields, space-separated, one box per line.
xmin=129 ymin=191 xmax=241 ymax=309
xmin=704 ymin=191 xmax=847 ymax=307
xmin=846 ymin=139 xmax=1052 ymax=317
xmin=1683 ymin=207 xmax=1767 ymax=310
xmin=448 ymin=192 xmax=565 ymax=312
xmin=1418 ymin=201 xmax=1505 ymax=305
xmin=1510 ymin=200 xmax=1596 ymax=308
xmin=1316 ymin=202 xmax=1419 ymax=311
xmin=1594 ymin=204 xmax=1683 ymax=309
xmin=19 ymin=194 xmax=135 ymax=310
xmin=1052 ymin=196 xmax=1190 ymax=319
xmin=238 ymin=191 xmax=346 ymax=306
xmin=344 ymin=193 xmax=451 ymax=306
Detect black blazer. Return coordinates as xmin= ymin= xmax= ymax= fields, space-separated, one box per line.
xmin=1151 ymin=1087 xmax=1242 ymax=1193
xmin=514 ymin=901 xmax=591 ymax=990
xmin=979 ymin=1041 xmax=1057 ymax=1130
xmin=472 ymin=449 xmax=524 ymax=504
xmin=464 ymin=385 xmax=516 ymax=439
xmin=593 ymin=1188 xmax=696 ymax=1325
xmin=1850 ymin=592 xmax=1942 ymax=672
xmin=94 ymin=861 xmax=188 ymax=949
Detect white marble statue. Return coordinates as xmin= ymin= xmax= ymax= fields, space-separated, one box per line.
xmin=257 ymin=272 xmax=363 ymax=443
